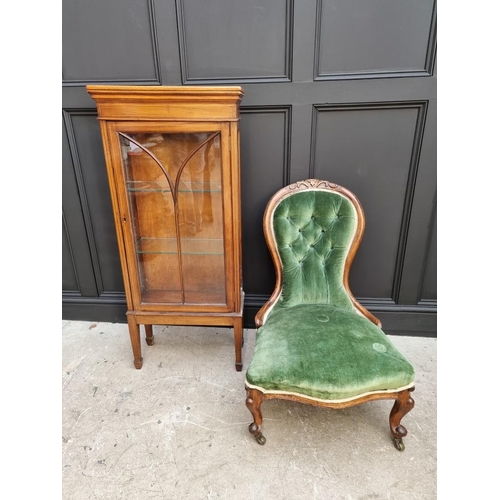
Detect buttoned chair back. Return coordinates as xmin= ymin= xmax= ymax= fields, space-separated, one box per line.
xmin=256 ymin=179 xmax=379 ymax=327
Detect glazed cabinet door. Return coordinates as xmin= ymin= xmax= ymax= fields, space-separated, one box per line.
xmin=105 ymin=122 xmax=236 ymax=313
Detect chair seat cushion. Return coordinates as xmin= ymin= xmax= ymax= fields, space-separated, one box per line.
xmin=246 ymin=304 xmax=415 ymax=401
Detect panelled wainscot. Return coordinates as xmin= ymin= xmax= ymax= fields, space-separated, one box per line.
xmin=87 ymin=86 xmax=245 ymax=371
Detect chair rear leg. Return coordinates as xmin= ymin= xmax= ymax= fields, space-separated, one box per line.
xmin=245 ymin=388 xmax=266 ymax=445
xmin=389 ymin=387 xmax=415 ymax=451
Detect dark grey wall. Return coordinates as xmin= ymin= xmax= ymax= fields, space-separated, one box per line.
xmin=62 ymin=0 xmax=437 ymax=334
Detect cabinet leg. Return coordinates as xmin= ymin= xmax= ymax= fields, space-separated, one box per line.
xmin=234 ymin=318 xmax=243 ymax=372
xmin=127 ymin=317 xmax=143 ymax=369
xmin=145 ymin=324 xmax=154 ymax=346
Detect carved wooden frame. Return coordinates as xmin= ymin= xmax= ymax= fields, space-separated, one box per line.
xmin=245 ymin=179 xmax=415 ymax=450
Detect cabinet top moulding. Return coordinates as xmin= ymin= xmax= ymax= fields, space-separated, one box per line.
xmin=86 ymin=85 xmax=245 ymax=122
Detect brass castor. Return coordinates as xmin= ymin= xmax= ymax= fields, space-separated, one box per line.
xmin=394 ymin=438 xmax=405 ymax=451
xmin=146 ymin=337 xmax=154 ymax=346
xmin=255 ymin=433 xmax=266 ymax=445
xmin=248 ymin=423 xmax=266 ymax=445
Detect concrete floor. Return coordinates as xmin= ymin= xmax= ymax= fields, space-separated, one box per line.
xmin=62 ymin=320 xmax=437 ymax=500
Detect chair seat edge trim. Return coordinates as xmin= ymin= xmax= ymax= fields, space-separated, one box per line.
xmin=244 ymin=380 xmax=415 ymax=404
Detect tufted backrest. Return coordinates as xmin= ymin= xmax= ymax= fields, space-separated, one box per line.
xmin=269 ymin=185 xmax=360 ymax=312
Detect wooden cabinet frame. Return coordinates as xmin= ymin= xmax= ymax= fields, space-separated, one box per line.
xmin=87 ymin=86 xmax=245 ymax=371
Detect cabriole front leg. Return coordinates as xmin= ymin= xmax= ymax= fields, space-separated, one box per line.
xmin=389 ymin=387 xmax=415 ymax=451
xmin=245 ymin=388 xmax=266 ymax=445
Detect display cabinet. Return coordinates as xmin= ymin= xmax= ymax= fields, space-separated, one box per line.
xmin=87 ymin=86 xmax=245 ymax=371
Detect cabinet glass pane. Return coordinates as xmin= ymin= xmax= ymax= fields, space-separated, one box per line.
xmin=119 ymin=132 xmax=226 ymax=305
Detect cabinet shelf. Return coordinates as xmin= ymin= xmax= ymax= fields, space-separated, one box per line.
xmin=137 ymin=237 xmax=224 ymax=255
xmin=127 ymin=181 xmax=222 ymax=193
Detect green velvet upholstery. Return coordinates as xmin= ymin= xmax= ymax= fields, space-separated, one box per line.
xmin=246 ymin=189 xmax=415 ymax=401
xmin=246 ymin=304 xmax=415 ymax=400
xmin=272 ymin=190 xmax=358 ymax=311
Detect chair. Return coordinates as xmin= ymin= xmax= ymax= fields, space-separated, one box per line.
xmin=244 ymin=179 xmax=415 ymax=450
